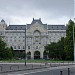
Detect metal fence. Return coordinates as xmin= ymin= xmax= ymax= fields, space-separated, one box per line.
xmin=0 ymin=62 xmax=75 ymax=74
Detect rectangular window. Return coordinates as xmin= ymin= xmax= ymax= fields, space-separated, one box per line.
xmin=28 ymin=46 xmax=30 ymax=49
xmin=10 ymin=39 xmax=12 ymax=42
xmin=23 ymin=40 xmax=25 ymax=42
xmin=0 ymin=32 xmax=2 ymax=35
xmin=14 ymin=46 xmax=16 ymax=49
xmin=14 ymin=37 xmax=16 ymax=38
xmin=36 ymin=46 xmax=38 ymax=49
xmin=19 ymin=40 xmax=20 ymax=42
xmin=23 ymin=46 xmax=25 ymax=49
xmin=14 ymin=40 xmax=16 ymax=42
xmin=18 ymin=46 xmax=20 ymax=49
xmin=10 ymin=37 xmax=12 ymax=38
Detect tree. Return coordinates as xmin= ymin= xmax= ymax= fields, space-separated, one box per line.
xmin=57 ymin=37 xmax=66 ymax=60
xmin=45 ymin=37 xmax=65 ymax=60
xmin=64 ymin=19 xmax=74 ymax=60
xmin=10 ymin=46 xmax=14 ymax=58
xmin=0 ymin=38 xmax=6 ymax=50
xmin=0 ymin=38 xmax=13 ymax=60
xmin=45 ymin=42 xmax=58 ymax=59
xmin=45 ymin=19 xmax=75 ymax=61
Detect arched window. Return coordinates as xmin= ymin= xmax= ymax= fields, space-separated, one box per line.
xmin=33 ymin=30 xmax=41 ymax=45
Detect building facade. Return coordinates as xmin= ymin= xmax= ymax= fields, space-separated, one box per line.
xmin=0 ymin=18 xmax=66 ymax=59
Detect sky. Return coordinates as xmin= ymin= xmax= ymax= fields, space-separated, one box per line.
xmin=0 ymin=0 xmax=74 ymax=25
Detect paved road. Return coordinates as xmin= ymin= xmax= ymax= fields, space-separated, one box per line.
xmin=0 ymin=65 xmax=75 ymax=75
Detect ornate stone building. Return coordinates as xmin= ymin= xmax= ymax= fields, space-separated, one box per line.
xmin=0 ymin=18 xmax=66 ymax=59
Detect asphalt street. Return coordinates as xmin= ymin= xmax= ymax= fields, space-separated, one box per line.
xmin=0 ymin=65 xmax=75 ymax=75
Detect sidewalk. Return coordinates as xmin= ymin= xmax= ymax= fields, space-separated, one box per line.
xmin=0 ymin=62 xmax=75 ymax=73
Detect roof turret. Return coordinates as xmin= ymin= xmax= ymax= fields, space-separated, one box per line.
xmin=1 ymin=19 xmax=5 ymax=22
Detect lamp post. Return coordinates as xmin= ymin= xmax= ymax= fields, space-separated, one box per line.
xmin=25 ymin=28 xmax=26 ymax=66
xmin=73 ymin=18 xmax=75 ymax=61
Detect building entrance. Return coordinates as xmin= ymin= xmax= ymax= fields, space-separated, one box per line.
xmin=34 ymin=51 xmax=40 ymax=59
xmin=43 ymin=50 xmax=47 ymax=59
xmin=27 ymin=51 xmax=31 ymax=59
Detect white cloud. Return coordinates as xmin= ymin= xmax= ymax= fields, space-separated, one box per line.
xmin=42 ymin=16 xmax=70 ymax=25
xmin=2 ymin=15 xmax=70 ymax=25
xmin=0 ymin=0 xmax=74 ymax=25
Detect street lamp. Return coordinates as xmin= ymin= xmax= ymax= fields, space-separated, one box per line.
xmin=25 ymin=28 xmax=26 ymax=66
xmin=73 ymin=18 xmax=75 ymax=61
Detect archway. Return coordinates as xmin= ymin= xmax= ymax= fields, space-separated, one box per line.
xmin=43 ymin=50 xmax=47 ymax=59
xmin=27 ymin=51 xmax=31 ymax=59
xmin=34 ymin=51 xmax=40 ymax=59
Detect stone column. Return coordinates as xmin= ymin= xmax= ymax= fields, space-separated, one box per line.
xmin=40 ymin=50 xmax=43 ymax=59
xmin=31 ymin=51 xmax=34 ymax=59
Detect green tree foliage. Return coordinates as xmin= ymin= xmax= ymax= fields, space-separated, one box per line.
xmin=45 ymin=19 xmax=75 ymax=61
xmin=0 ymin=38 xmax=13 ymax=60
xmin=10 ymin=46 xmax=14 ymax=58
xmin=64 ymin=19 xmax=75 ymax=60
xmin=45 ymin=37 xmax=65 ymax=60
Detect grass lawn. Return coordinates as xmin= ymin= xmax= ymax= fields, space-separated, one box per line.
xmin=0 ymin=59 xmax=74 ymax=63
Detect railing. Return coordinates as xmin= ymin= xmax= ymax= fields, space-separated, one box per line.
xmin=10 ymin=65 xmax=19 ymax=71
xmin=0 ymin=61 xmax=75 ymax=73
xmin=0 ymin=66 xmax=2 ymax=72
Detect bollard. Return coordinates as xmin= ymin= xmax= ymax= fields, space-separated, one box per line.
xmin=40 ymin=64 xmax=41 ymax=67
xmin=50 ymin=63 xmax=51 ymax=67
xmin=18 ymin=65 xmax=19 ymax=71
xmin=68 ymin=61 xmax=69 ymax=65
xmin=68 ymin=68 xmax=70 ymax=75
xmin=25 ymin=65 xmax=27 ymax=69
xmin=60 ymin=71 xmax=63 ymax=75
xmin=10 ymin=66 xmax=11 ymax=70
xmin=59 ymin=62 xmax=60 ymax=66
xmin=63 ymin=62 xmax=64 ymax=65
xmin=32 ymin=64 xmax=33 ymax=69
xmin=0 ymin=66 xmax=2 ymax=72
xmin=45 ymin=62 xmax=47 ymax=67
xmin=45 ymin=63 xmax=46 ymax=67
